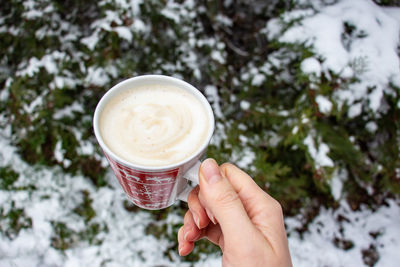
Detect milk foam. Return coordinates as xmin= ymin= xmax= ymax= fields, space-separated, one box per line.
xmin=99 ymin=84 xmax=210 ymax=166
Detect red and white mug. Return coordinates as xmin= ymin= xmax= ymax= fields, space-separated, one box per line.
xmin=93 ymin=75 xmax=215 ymax=210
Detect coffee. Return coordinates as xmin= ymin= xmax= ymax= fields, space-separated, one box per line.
xmin=99 ymin=84 xmax=210 ymax=167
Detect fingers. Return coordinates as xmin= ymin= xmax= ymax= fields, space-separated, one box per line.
xmin=183 ymin=209 xmax=202 ymax=242
xmin=219 ymin=162 xmax=289 ymax=261
xmin=219 ymin=163 xmax=280 ymax=220
xmin=178 ymin=210 xmax=224 ymax=256
xmin=198 ymin=159 xmax=258 ymax=246
xmin=187 ymin=186 xmax=210 ymax=229
xmin=178 ymin=226 xmax=194 ymax=256
xmin=203 ymin=222 xmax=224 ymax=250
xmin=178 ymin=211 xmax=199 ymax=256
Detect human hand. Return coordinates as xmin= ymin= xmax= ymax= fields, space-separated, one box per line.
xmin=177 ymin=158 xmax=292 ymax=267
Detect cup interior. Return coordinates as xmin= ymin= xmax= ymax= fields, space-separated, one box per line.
xmin=93 ymin=75 xmax=215 ymax=171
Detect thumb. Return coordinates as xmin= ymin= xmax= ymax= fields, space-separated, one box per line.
xmin=198 ymin=158 xmax=257 ymax=243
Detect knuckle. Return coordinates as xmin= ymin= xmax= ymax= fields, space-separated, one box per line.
xmin=220 ymin=162 xmax=234 ymax=175
xmin=220 ymin=162 xmax=233 ymax=169
xmin=270 ymin=198 xmax=283 ymax=215
xmin=215 ymin=189 xmax=239 ymax=207
xmin=188 ymin=186 xmax=199 ymax=203
xmin=183 ymin=210 xmax=192 ymax=224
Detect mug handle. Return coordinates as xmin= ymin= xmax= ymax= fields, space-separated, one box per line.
xmin=177 ymin=161 xmax=201 ymax=201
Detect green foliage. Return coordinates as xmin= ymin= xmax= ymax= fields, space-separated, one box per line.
xmin=373 ymin=0 xmax=400 ymax=6
xmin=0 ymin=166 xmax=19 ymax=190
xmin=73 ymin=190 xmax=96 ymax=223
xmin=0 ymin=201 xmax=32 ymax=239
xmin=51 ymin=221 xmax=76 ymax=251
xmin=51 ymin=220 xmax=107 ymax=250
xmin=181 ymin=239 xmax=220 ymax=262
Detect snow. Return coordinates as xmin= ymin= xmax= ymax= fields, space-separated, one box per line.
xmin=133 ymin=19 xmax=147 ymax=32
xmin=17 ymin=51 xmax=67 ymax=77
xmin=279 ymin=0 xmax=400 ymax=115
xmin=348 ymin=102 xmax=363 ymax=118
xmin=330 ymin=168 xmax=347 ymax=201
xmin=161 ymin=1 xmax=182 ymax=24
xmin=366 ymin=121 xmax=378 ymax=133
xmin=204 ymin=85 xmax=223 ymax=119
xmin=54 ymin=140 xmax=64 ymax=163
xmin=252 ymin=73 xmax=266 ymax=86
xmin=240 ymin=100 xmax=250 ymax=110
xmin=288 ymin=199 xmax=400 ymax=267
xmin=315 ymin=95 xmax=333 ymax=114
xmin=234 ymin=147 xmax=256 ymax=171
xmin=215 ymin=14 xmax=233 ymax=27
xmin=53 ymin=102 xmax=84 ymax=120
xmin=211 ymin=50 xmax=226 ymax=64
xmin=301 ymin=57 xmax=322 ymax=77
xmin=85 ymin=67 xmax=110 ymax=86
xmin=114 ymin=26 xmax=133 ymax=42
xmin=0 ymin=127 xmax=193 ymax=266
xmin=23 ymin=93 xmax=44 ymax=114
xmin=304 ymin=134 xmax=334 ymax=168
xmin=81 ymin=32 xmax=100 ymax=51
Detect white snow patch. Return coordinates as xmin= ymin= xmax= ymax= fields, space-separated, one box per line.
xmin=215 ymin=14 xmax=233 ymax=26
xmin=240 ymin=100 xmax=250 ymax=110
xmin=348 ymin=102 xmax=363 ymax=118
xmin=23 ymin=94 xmax=44 ymax=114
xmin=292 ymin=125 xmax=299 ymax=134
xmin=81 ymin=31 xmax=100 ymax=50
xmin=330 ymin=168 xmax=347 ymax=200
xmin=211 ymin=50 xmax=226 ymax=64
xmin=315 ymin=95 xmax=333 ymax=114
xmin=234 ymin=148 xmax=256 ymax=170
xmin=133 ymin=19 xmax=147 ymax=32
xmin=85 ymin=67 xmax=110 ymax=86
xmin=252 ymin=73 xmax=266 ymax=86
xmin=53 ymin=102 xmax=84 ymax=120
xmin=114 ymin=26 xmax=132 ymax=42
xmin=204 ymin=85 xmax=223 ymax=118
xmin=301 ymin=57 xmax=322 ymax=77
xmin=289 ymin=199 xmax=400 ymax=267
xmin=304 ymin=134 xmax=334 ymax=167
xmin=54 ymin=140 xmax=64 ymax=162
xmin=268 ymin=131 xmax=282 ymax=148
xmin=17 ymin=51 xmax=67 ymax=77
xmin=161 ymin=8 xmax=180 ymax=24
xmin=366 ymin=121 xmax=378 ymax=133
xmin=278 ymin=0 xmax=400 ymax=115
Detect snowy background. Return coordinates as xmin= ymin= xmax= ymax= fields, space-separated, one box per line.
xmin=1 ymin=0 xmax=400 ymax=266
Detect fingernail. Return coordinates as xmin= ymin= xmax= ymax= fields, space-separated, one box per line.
xmin=184 ymin=228 xmax=192 ymax=241
xmin=183 ymin=223 xmax=191 ymax=240
xmin=178 ymin=244 xmax=184 ymax=256
xmin=183 ymin=231 xmax=191 ymax=241
xmin=206 ymin=208 xmax=217 ymax=224
xmin=192 ymin=212 xmax=200 ymax=229
xmin=201 ymin=159 xmax=221 ymax=185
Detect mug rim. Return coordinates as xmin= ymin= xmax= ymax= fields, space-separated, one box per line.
xmin=93 ymin=74 xmax=215 ymax=171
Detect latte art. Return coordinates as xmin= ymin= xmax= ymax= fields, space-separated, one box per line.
xmin=99 ymin=84 xmax=210 ymax=166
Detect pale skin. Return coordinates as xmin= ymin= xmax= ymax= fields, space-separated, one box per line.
xmin=177 ymin=158 xmax=293 ymax=267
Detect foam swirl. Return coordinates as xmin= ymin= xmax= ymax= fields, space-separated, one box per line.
xmin=99 ymin=84 xmax=210 ymax=166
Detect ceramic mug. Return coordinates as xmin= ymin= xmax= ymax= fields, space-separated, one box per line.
xmin=93 ymin=75 xmax=215 ymax=210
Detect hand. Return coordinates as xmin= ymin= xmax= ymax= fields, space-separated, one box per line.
xmin=177 ymin=158 xmax=292 ymax=267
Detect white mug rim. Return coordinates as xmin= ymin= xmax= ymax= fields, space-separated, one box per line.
xmin=93 ymin=74 xmax=215 ymax=172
